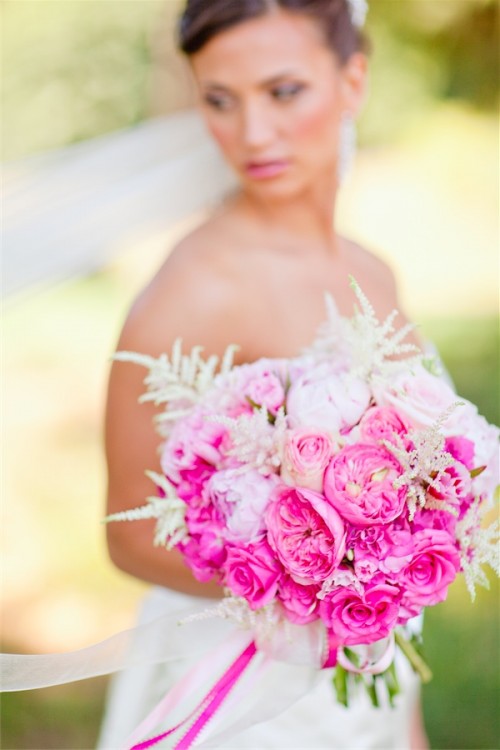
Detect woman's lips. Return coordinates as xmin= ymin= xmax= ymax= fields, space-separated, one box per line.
xmin=244 ymin=160 xmax=290 ymax=179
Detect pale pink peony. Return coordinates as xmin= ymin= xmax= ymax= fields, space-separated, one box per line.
xmin=204 ymin=469 xmax=278 ymax=542
xmin=278 ymin=577 xmax=321 ymax=624
xmin=281 ymin=428 xmax=334 ymax=492
xmin=224 ymin=540 xmax=282 ymax=610
xmin=324 ymin=444 xmax=407 ymax=526
xmin=286 ymin=365 xmax=371 ymax=434
xmin=266 ymin=486 xmax=346 ymax=585
xmin=399 ymin=529 xmax=460 ymax=607
xmin=320 ymin=583 xmax=400 ymax=646
xmin=373 ymin=366 xmax=459 ymax=432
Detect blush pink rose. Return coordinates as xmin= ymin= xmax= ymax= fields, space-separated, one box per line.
xmin=278 ymin=577 xmax=321 ymax=624
xmin=266 ymin=486 xmax=346 ymax=585
xmin=319 ymin=583 xmax=400 ymax=646
xmin=281 ymin=429 xmax=334 ymax=492
xmin=204 ymin=469 xmax=278 ymax=542
xmin=400 ymin=529 xmax=460 ymax=607
xmin=286 ymin=365 xmax=371 ymax=434
xmin=224 ymin=540 xmax=282 ymax=610
xmin=324 ymin=444 xmax=407 ymax=526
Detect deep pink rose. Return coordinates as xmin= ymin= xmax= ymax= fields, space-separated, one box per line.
xmin=281 ymin=428 xmax=334 ymax=491
xmin=278 ymin=577 xmax=321 ymax=624
xmin=320 ymin=583 xmax=400 ymax=646
xmin=324 ymin=444 xmax=407 ymax=526
xmin=286 ymin=365 xmax=371 ymax=433
xmin=266 ymin=486 xmax=346 ymax=584
xmin=224 ymin=540 xmax=282 ymax=610
xmin=400 ymin=529 xmax=460 ymax=607
xmin=180 ymin=525 xmax=226 ymax=583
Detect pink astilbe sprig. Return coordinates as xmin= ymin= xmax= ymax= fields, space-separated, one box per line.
xmin=382 ymin=404 xmax=462 ymax=521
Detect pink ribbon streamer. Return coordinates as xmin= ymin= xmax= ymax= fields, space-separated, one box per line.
xmin=129 ymin=638 xmax=258 ymax=750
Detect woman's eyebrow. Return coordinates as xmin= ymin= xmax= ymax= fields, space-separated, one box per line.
xmin=202 ymin=70 xmax=302 ymax=92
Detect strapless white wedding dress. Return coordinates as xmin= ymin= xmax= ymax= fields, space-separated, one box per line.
xmin=97 ymin=586 xmax=421 ymax=750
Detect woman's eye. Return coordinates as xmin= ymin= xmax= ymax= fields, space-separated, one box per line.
xmin=271 ymin=83 xmax=305 ymax=101
xmin=204 ymin=94 xmax=235 ymax=111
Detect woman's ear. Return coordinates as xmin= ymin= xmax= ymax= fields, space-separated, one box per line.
xmin=340 ymin=52 xmax=369 ymax=118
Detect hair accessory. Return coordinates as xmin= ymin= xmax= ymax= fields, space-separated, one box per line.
xmin=347 ymin=0 xmax=368 ymax=28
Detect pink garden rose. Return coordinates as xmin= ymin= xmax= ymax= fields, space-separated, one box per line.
xmin=399 ymin=529 xmax=461 ymax=608
xmin=245 ymin=369 xmax=286 ymax=415
xmin=278 ymin=577 xmax=320 ymax=624
xmin=359 ymin=406 xmax=411 ymax=447
xmin=286 ymin=365 xmax=371 ymax=434
xmin=266 ymin=486 xmax=346 ymax=584
xmin=445 ymin=436 xmax=475 ymax=471
xmin=224 ymin=540 xmax=282 ymax=610
xmin=161 ymin=409 xmax=227 ymax=500
xmin=320 ymin=583 xmax=400 ymax=646
xmin=281 ymin=428 xmax=334 ymax=492
xmin=204 ymin=469 xmax=278 ymax=542
xmin=324 ymin=444 xmax=407 ymax=526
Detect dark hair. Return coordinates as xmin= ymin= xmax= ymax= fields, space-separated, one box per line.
xmin=178 ymin=0 xmax=371 ymax=64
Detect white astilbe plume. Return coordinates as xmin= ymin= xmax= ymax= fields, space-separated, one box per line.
xmin=382 ymin=405 xmax=461 ymax=521
xmin=114 ymin=340 xmax=239 ymax=433
xmin=179 ymin=595 xmax=281 ymax=638
xmin=456 ymin=500 xmax=500 ymax=600
xmin=210 ymin=406 xmax=288 ymax=475
xmin=303 ymin=292 xmax=352 ymax=363
xmin=104 ymin=471 xmax=187 ymax=550
xmin=346 ymin=277 xmax=421 ymax=382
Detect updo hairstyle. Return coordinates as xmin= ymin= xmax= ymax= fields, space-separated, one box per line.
xmin=178 ymin=0 xmax=371 ymax=64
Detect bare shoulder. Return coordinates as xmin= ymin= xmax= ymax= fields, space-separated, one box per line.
xmin=341 ymin=238 xmax=401 ymax=312
xmin=116 ymin=213 xmax=248 ymax=359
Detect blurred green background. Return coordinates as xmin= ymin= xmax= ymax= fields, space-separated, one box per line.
xmin=2 ymin=1 xmax=499 ymax=748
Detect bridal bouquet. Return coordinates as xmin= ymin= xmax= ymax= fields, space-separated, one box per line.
xmin=109 ymin=279 xmax=499 ymax=715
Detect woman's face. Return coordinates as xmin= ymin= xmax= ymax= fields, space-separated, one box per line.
xmin=190 ymin=9 xmax=367 ymax=201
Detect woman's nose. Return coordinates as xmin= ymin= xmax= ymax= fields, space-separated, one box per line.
xmin=241 ymin=99 xmax=276 ymax=150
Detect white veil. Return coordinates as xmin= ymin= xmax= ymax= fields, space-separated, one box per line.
xmin=2 ymin=109 xmax=237 ymax=297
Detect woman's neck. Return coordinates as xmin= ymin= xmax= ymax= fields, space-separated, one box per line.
xmin=231 ymin=174 xmax=340 ymax=255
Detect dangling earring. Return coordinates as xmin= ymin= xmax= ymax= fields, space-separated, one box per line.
xmin=337 ymin=112 xmax=357 ymax=183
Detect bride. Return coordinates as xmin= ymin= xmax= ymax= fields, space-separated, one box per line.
xmin=102 ymin=1 xmax=429 ymax=747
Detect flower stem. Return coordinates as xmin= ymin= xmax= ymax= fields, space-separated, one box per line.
xmin=394 ymin=631 xmax=433 ymax=684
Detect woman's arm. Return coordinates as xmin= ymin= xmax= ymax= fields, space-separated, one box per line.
xmin=104 ymin=241 xmax=242 ymax=596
